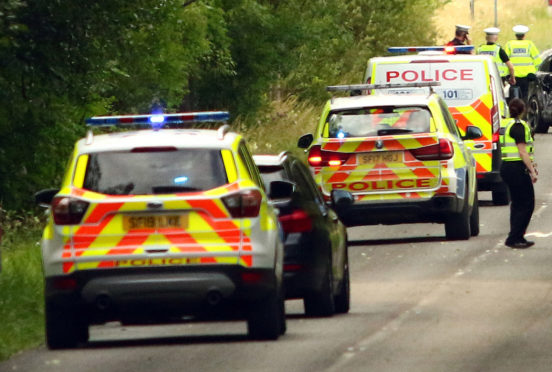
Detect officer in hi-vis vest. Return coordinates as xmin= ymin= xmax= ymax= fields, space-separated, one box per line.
xmin=477 ymin=27 xmax=515 ymax=86
xmin=504 ymin=25 xmax=542 ymax=102
xmin=500 ymin=98 xmax=538 ymax=249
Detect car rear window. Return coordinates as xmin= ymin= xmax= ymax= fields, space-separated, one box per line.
xmin=81 ymin=149 xmax=227 ymax=195
xmin=325 ymin=106 xmax=432 ymax=138
xmin=256 ymin=165 xmax=287 ymax=190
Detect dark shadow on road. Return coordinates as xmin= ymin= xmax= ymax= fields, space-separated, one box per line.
xmin=84 ymin=333 xmax=250 ymax=349
xmin=348 ymin=236 xmax=445 ymax=246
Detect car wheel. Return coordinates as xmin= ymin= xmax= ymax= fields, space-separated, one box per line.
xmin=527 ymin=96 xmax=549 ymax=133
xmin=492 ymin=183 xmax=510 ymax=206
xmin=247 ymin=289 xmax=284 ymax=340
xmin=445 ymin=188 xmax=470 ymax=241
xmin=469 ymin=190 xmax=480 ymax=237
xmin=334 ymin=249 xmax=350 ymax=314
xmin=45 ymin=299 xmax=88 ymax=349
xmin=304 ymin=255 xmax=335 ymax=317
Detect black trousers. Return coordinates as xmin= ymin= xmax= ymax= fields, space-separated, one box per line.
xmin=500 ymin=161 xmax=535 ymax=243
xmin=512 ymin=76 xmax=530 ymax=103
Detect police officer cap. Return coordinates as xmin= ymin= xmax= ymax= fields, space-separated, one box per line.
xmin=483 ymin=27 xmax=500 ymax=35
xmin=512 ymin=25 xmax=529 ymax=34
xmin=455 ymin=24 xmax=471 ymax=33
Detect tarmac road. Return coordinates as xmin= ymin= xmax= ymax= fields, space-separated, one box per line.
xmin=3 ymin=134 xmax=552 ymax=372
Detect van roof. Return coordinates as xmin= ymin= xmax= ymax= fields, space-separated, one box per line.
xmin=368 ymin=53 xmax=495 ymax=64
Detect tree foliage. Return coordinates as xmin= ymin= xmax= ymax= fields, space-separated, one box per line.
xmin=0 ymin=0 xmax=445 ymax=209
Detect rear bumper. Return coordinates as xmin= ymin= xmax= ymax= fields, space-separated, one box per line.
xmin=45 ymin=266 xmax=278 ymax=324
xmin=335 ymin=195 xmax=463 ymax=227
xmin=476 ymin=170 xmax=503 ymax=191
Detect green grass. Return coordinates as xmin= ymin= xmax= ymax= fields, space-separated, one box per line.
xmin=0 ymin=217 xmax=45 ymax=361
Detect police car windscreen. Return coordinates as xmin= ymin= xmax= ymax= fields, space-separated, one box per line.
xmin=82 ymin=149 xmax=228 ymax=195
xmin=325 ymin=107 xmax=431 ymax=138
xmin=372 ymin=61 xmax=486 ymax=107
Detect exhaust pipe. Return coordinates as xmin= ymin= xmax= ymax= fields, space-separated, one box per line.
xmin=206 ymin=290 xmax=223 ymax=306
xmin=96 ymin=294 xmax=112 ymax=311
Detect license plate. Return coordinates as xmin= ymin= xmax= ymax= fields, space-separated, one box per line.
xmin=358 ymin=151 xmax=402 ymax=165
xmin=123 ymin=215 xmax=187 ymax=230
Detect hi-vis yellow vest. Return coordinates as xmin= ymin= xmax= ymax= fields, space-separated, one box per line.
xmin=504 ymin=40 xmax=542 ymax=77
xmin=501 ymin=119 xmax=534 ymax=161
xmin=477 ymin=44 xmax=507 ymax=77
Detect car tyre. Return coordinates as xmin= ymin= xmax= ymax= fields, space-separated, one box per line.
xmin=304 ymin=256 xmax=335 ymax=317
xmin=527 ymin=96 xmax=549 ymax=133
xmin=334 ymin=249 xmax=350 ymax=314
xmin=45 ymin=299 xmax=88 ymax=349
xmin=247 ymin=289 xmax=284 ymax=340
xmin=469 ymin=190 xmax=480 ymax=237
xmin=445 ymin=189 xmax=470 ymax=241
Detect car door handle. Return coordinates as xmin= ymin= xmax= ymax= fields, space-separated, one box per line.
xmin=474 ymin=144 xmax=485 ymax=149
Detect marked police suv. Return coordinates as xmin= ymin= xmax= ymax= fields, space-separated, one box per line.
xmin=364 ymin=46 xmax=510 ymax=205
xmin=35 ymin=112 xmax=288 ymax=348
xmin=298 ymin=83 xmax=481 ymax=240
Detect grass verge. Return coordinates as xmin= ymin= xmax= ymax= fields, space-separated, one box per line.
xmin=0 ymin=213 xmax=45 ymax=361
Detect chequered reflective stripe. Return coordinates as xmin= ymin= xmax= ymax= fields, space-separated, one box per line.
xmin=448 ymin=96 xmax=494 ymax=173
xmin=321 ymin=134 xmax=439 ymax=153
xmin=60 ymin=183 xmax=254 ymax=273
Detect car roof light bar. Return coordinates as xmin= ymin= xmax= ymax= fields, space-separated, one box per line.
xmin=85 ymin=111 xmax=230 ymax=127
xmin=387 ymin=45 xmax=474 ymax=54
xmin=326 ymin=82 xmax=441 ymax=92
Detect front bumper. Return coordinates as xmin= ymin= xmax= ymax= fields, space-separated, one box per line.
xmin=335 ymin=195 xmax=464 ymax=227
xmin=45 ymin=265 xmax=278 ymax=324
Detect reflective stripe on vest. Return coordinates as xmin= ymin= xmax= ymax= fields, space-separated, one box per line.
xmin=501 ymin=119 xmax=534 ymax=161
xmin=505 ymin=40 xmax=537 ymax=77
xmin=477 ymin=44 xmax=507 ymax=77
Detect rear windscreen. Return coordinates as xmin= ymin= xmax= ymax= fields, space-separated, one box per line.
xmin=324 ymin=107 xmax=432 ymax=138
xmin=372 ymin=61 xmax=487 ymax=107
xmin=82 ymin=149 xmax=227 ymax=195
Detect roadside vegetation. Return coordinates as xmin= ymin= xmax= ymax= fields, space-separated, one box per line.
xmin=1 ymin=0 xmax=550 ymax=362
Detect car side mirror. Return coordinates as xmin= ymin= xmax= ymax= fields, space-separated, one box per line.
xmin=35 ymin=189 xmax=59 ymax=207
xmin=297 ymin=134 xmax=313 ymax=149
xmin=462 ymin=126 xmax=482 ymax=140
xmin=268 ymin=180 xmax=295 ymax=200
xmin=330 ymin=189 xmax=354 ymax=209
xmin=527 ymin=73 xmax=537 ymax=82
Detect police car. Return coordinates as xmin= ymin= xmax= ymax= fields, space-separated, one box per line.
xmin=365 ymin=46 xmax=510 ymax=205
xmin=35 ymin=112 xmax=288 ymax=348
xmin=298 ymin=83 xmax=481 ymax=240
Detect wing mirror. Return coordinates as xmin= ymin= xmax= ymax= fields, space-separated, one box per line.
xmin=297 ymin=134 xmax=313 ymax=149
xmin=34 ymin=189 xmax=59 ymax=207
xmin=462 ymin=126 xmax=483 ymax=141
xmin=330 ymin=189 xmax=354 ymax=209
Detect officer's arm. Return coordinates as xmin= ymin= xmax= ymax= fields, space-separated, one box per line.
xmin=517 ymin=143 xmax=537 ymax=182
xmin=530 ymin=42 xmax=542 ymax=68
xmin=506 ymin=61 xmax=516 ymax=85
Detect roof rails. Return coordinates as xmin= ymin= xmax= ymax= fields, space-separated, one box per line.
xmin=326 ymin=82 xmax=440 ymax=92
xmin=387 ymin=45 xmax=475 ymax=54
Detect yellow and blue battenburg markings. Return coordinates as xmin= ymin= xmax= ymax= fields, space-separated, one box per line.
xmin=85 ymin=111 xmax=230 ymax=130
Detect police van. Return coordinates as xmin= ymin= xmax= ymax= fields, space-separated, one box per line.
xmin=364 ymin=46 xmax=510 ymax=204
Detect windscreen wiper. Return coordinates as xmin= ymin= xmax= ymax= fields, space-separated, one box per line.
xmin=376 ymin=128 xmax=413 ymax=136
xmin=152 ymin=185 xmax=201 ymax=194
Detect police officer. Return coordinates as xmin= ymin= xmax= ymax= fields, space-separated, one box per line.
xmin=500 ymin=98 xmax=537 ymax=249
xmin=477 ymin=27 xmax=516 ymax=86
xmin=504 ymin=25 xmax=542 ymax=102
xmin=447 ymin=24 xmax=473 ymax=54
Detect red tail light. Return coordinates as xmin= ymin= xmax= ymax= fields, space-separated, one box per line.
xmin=52 ymin=197 xmax=89 ymax=225
xmin=411 ymin=139 xmax=454 ymax=160
xmin=308 ymin=145 xmax=350 ymax=167
xmin=284 ymin=264 xmax=304 ymax=272
xmin=222 ymin=189 xmax=263 ymax=218
xmin=279 ymin=209 xmax=313 ymax=233
xmin=492 ymin=131 xmax=500 ymax=143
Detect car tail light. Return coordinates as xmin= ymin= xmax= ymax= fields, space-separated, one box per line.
xmin=52 ymin=197 xmax=89 ymax=225
xmin=492 ymin=131 xmax=500 ymax=143
xmin=411 ymin=139 xmax=454 ymax=161
xmin=222 ymin=189 xmax=263 ymax=218
xmin=284 ymin=264 xmax=304 ymax=272
xmin=307 ymin=145 xmax=350 ymax=167
xmin=279 ymin=209 xmax=313 ymax=233
xmin=241 ymin=272 xmax=263 ymax=283
xmin=53 ymin=277 xmax=78 ymax=290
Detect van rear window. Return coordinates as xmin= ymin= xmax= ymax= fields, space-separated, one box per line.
xmin=324 ymin=107 xmax=432 ymax=138
xmin=372 ymin=61 xmax=487 ymax=107
xmin=81 ymin=149 xmax=227 ymax=195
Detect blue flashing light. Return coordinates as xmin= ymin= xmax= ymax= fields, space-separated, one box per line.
xmin=174 ymin=176 xmax=189 ymax=184
xmin=387 ymin=45 xmax=475 ymax=54
xmin=85 ymin=111 xmax=230 ymax=127
xmin=337 ymin=131 xmax=345 ymax=139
